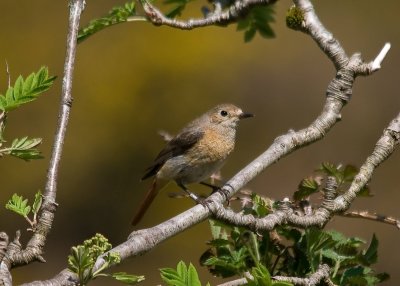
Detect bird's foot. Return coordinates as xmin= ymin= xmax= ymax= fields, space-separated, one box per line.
xmin=200 ymin=181 xmax=221 ymax=192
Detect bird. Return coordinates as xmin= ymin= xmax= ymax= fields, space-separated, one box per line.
xmin=131 ymin=103 xmax=253 ymax=225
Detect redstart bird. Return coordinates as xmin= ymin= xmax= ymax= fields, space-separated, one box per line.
xmin=131 ymin=103 xmax=253 ymax=225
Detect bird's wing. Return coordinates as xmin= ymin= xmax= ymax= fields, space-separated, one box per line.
xmin=141 ymin=129 xmax=204 ymax=180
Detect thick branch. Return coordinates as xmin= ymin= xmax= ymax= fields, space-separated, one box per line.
xmin=208 ymin=112 xmax=400 ymax=230
xmin=7 ymin=0 xmax=85 ymax=269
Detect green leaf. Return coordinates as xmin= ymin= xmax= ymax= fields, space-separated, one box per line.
xmin=68 ymin=245 xmax=94 ymax=283
xmin=8 ymin=137 xmax=43 ymax=161
xmin=67 ymin=233 xmax=126 ymax=284
xmin=111 ymin=272 xmax=145 ymax=284
xmin=177 ymin=261 xmax=188 ymax=282
xmin=356 ymin=186 xmax=373 ymax=197
xmin=244 ymin=28 xmax=257 ymax=43
xmin=237 ymin=5 xmax=275 ymax=43
xmin=342 ymin=165 xmax=358 ymax=182
xmin=78 ymin=2 xmax=136 ymax=43
xmin=5 ymin=193 xmax=31 ymax=217
xmin=362 ymin=234 xmax=378 ymax=265
xmin=187 ymin=263 xmax=202 ymax=286
xmin=161 ymin=261 xmax=205 ymax=286
xmin=163 ymin=0 xmax=194 ymax=18
xmin=32 ymin=190 xmax=42 ymax=214
xmin=0 ymin=66 xmax=55 ymax=112
xmin=294 ymin=177 xmax=320 ymax=201
xmin=247 ymin=265 xmax=272 ymax=286
xmin=340 ymin=266 xmax=381 ymax=286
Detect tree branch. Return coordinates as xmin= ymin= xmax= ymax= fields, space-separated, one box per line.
xmin=216 ymin=264 xmax=333 ymax=286
xmin=273 ymin=264 xmax=333 ymax=286
xmin=6 ymin=0 xmax=86 ymax=270
xmin=22 ymin=0 xmax=392 ymax=284
xmin=141 ymin=0 xmax=277 ymax=29
xmin=341 ymin=210 xmax=400 ymax=229
xmin=207 ymin=112 xmax=400 ymax=230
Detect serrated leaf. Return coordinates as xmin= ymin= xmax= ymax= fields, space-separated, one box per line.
xmin=207 ymin=238 xmax=231 ymax=247
xmin=67 ymin=245 xmax=94 ymax=279
xmin=238 ymin=5 xmax=275 ymax=43
xmin=0 ymin=95 xmax=7 ymax=110
xmin=176 ymin=261 xmax=187 ymax=281
xmin=78 ymin=1 xmax=136 ymax=43
xmin=32 ymin=190 xmax=42 ymax=214
xmin=187 ymin=263 xmax=202 ymax=286
xmin=5 ymin=87 xmax=14 ymax=107
xmin=13 ymin=76 xmax=24 ymax=100
xmin=8 ymin=137 xmax=43 ymax=161
xmin=23 ymin=72 xmax=35 ymax=94
xmin=111 ymin=272 xmax=145 ymax=284
xmin=5 ymin=193 xmax=31 ymax=217
xmin=0 ymin=67 xmax=55 ymax=112
xmin=294 ymin=177 xmax=320 ymax=201
xmin=248 ymin=265 xmax=272 ymax=286
xmin=160 ymin=267 xmax=186 ymax=286
xmin=319 ymin=162 xmax=343 ymax=182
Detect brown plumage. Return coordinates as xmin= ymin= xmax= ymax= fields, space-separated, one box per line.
xmin=132 ymin=104 xmax=253 ymax=225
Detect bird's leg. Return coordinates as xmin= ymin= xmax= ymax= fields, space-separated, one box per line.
xmin=201 ymin=181 xmax=234 ymax=202
xmin=200 ymin=181 xmax=221 ymax=193
xmin=177 ymin=182 xmax=201 ymax=203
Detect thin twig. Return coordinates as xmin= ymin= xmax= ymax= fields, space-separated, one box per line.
xmin=341 ymin=210 xmax=400 ymax=229
xmin=7 ymin=0 xmax=86 ymax=269
xmin=142 ymin=0 xmax=277 ymax=29
xmin=273 ymin=264 xmax=334 ymax=286
xmin=217 ymin=264 xmax=333 ymax=286
xmin=5 ymin=60 xmax=11 ymax=88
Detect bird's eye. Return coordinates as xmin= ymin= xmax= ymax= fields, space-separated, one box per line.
xmin=220 ymin=110 xmax=228 ymax=117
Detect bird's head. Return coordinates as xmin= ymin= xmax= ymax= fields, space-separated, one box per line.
xmin=209 ymin=103 xmax=253 ymax=129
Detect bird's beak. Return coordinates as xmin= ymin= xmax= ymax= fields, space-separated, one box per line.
xmin=239 ymin=112 xmax=254 ymax=119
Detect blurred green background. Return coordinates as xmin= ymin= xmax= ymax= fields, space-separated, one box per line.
xmin=0 ymin=0 xmax=399 ymax=284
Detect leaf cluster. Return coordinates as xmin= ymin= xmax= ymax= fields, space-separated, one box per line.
xmin=160 ymin=261 xmax=210 ymax=286
xmin=247 ymin=264 xmax=292 ymax=286
xmin=0 ymin=66 xmax=55 ymax=161
xmin=78 ymin=0 xmax=276 ymax=43
xmin=0 ymin=137 xmax=43 ymax=161
xmin=5 ymin=191 xmax=42 ymax=228
xmin=68 ymin=233 xmax=143 ymax=285
xmin=293 ymin=162 xmax=372 ymax=201
xmin=237 ymin=5 xmax=275 ymax=42
xmin=200 ymin=194 xmax=388 ymax=285
xmin=78 ymin=2 xmax=136 ymax=43
xmin=0 ymin=67 xmax=55 ymax=112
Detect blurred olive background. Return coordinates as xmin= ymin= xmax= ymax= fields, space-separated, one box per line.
xmin=0 ymin=0 xmax=399 ymax=284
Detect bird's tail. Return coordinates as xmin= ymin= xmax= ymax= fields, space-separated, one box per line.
xmin=131 ymin=178 xmax=167 ymax=226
